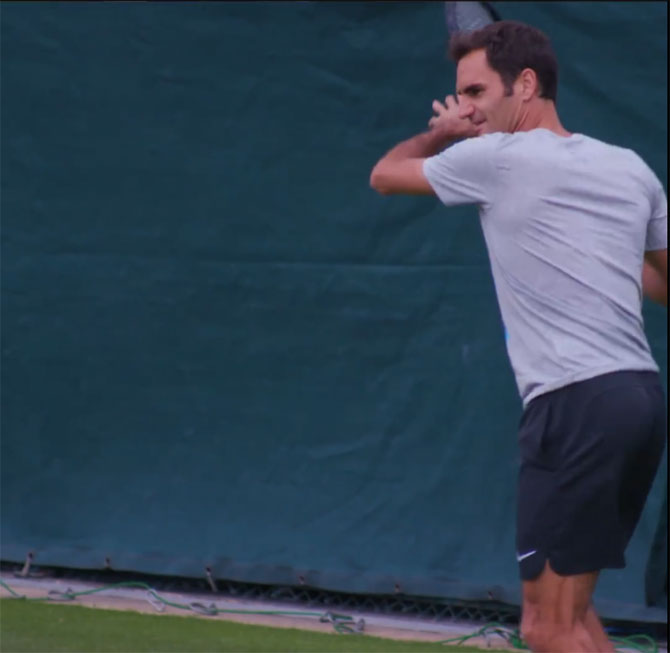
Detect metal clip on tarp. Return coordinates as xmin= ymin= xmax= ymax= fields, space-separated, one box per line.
xmin=205 ymin=567 xmax=218 ymax=593
xmin=14 ymin=552 xmax=44 ymax=578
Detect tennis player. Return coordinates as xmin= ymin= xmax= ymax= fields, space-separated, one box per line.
xmin=370 ymin=20 xmax=667 ymax=653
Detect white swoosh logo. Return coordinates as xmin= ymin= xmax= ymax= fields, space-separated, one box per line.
xmin=516 ymin=550 xmax=537 ymax=562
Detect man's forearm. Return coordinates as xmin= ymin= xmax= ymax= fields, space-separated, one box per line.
xmin=378 ymin=128 xmax=456 ymax=162
xmin=369 ymin=128 xmax=458 ymax=195
xmin=370 ymin=123 xmax=463 ymax=195
xmin=642 ymin=260 xmax=668 ymax=306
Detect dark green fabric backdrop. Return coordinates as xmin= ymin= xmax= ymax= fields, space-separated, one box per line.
xmin=1 ymin=1 xmax=667 ymax=621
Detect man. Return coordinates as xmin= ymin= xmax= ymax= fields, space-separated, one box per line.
xmin=370 ymin=20 xmax=667 ymax=653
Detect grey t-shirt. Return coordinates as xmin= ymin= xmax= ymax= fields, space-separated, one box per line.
xmin=423 ymin=128 xmax=667 ymax=406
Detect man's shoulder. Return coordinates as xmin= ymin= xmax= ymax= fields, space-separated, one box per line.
xmin=575 ymin=135 xmax=663 ymax=196
xmin=451 ymin=132 xmax=507 ymax=148
xmin=443 ymin=132 xmax=507 ymax=157
xmin=575 ymin=133 xmax=646 ymax=163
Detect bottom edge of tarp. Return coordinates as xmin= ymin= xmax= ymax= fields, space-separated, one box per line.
xmin=1 ymin=544 xmax=666 ymax=625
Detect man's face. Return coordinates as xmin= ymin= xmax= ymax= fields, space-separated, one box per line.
xmin=455 ymin=48 xmax=522 ymax=135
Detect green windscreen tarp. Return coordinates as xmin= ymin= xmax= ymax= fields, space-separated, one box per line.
xmin=1 ymin=1 xmax=667 ymax=622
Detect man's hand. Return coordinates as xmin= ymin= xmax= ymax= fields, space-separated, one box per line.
xmin=428 ymin=95 xmax=480 ymax=140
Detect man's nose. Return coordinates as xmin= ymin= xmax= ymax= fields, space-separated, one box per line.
xmin=458 ymin=101 xmax=474 ymax=119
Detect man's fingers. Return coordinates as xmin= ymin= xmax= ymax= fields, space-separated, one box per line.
xmin=444 ymin=94 xmax=458 ymax=109
xmin=432 ymin=99 xmax=446 ymax=115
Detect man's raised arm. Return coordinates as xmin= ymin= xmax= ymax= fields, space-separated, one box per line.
xmin=369 ymin=95 xmax=479 ymax=196
xmin=369 ymin=130 xmax=450 ymax=196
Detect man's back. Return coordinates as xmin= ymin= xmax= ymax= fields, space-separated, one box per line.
xmin=423 ymin=129 xmax=667 ymax=404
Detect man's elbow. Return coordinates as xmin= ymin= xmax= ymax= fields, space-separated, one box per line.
xmin=370 ymin=158 xmax=433 ymax=196
xmin=369 ymin=165 xmax=391 ymax=195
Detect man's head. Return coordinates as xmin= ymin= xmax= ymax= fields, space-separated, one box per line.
xmin=448 ymin=21 xmax=559 ymax=135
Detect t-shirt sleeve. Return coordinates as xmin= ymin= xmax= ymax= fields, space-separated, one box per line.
xmin=422 ymin=135 xmax=497 ymax=207
xmin=646 ymin=176 xmax=668 ymax=251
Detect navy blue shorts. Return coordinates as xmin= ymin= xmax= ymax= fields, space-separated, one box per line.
xmin=516 ymin=370 xmax=666 ymax=581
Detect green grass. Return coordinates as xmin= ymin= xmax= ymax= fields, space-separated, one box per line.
xmin=0 ymin=599 xmax=510 ymax=653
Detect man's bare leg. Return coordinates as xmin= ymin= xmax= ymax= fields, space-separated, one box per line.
xmin=521 ymin=561 xmax=603 ymax=652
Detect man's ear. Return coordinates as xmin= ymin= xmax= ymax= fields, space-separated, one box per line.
xmin=517 ymin=68 xmax=538 ymax=101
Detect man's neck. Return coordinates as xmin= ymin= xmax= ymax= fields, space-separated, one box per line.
xmin=516 ymin=101 xmax=571 ymax=137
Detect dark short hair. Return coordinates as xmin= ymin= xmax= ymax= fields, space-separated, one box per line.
xmin=449 ymin=20 xmax=558 ymax=102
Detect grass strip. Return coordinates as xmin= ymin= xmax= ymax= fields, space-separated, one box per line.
xmin=0 ymin=598 xmax=509 ymax=653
